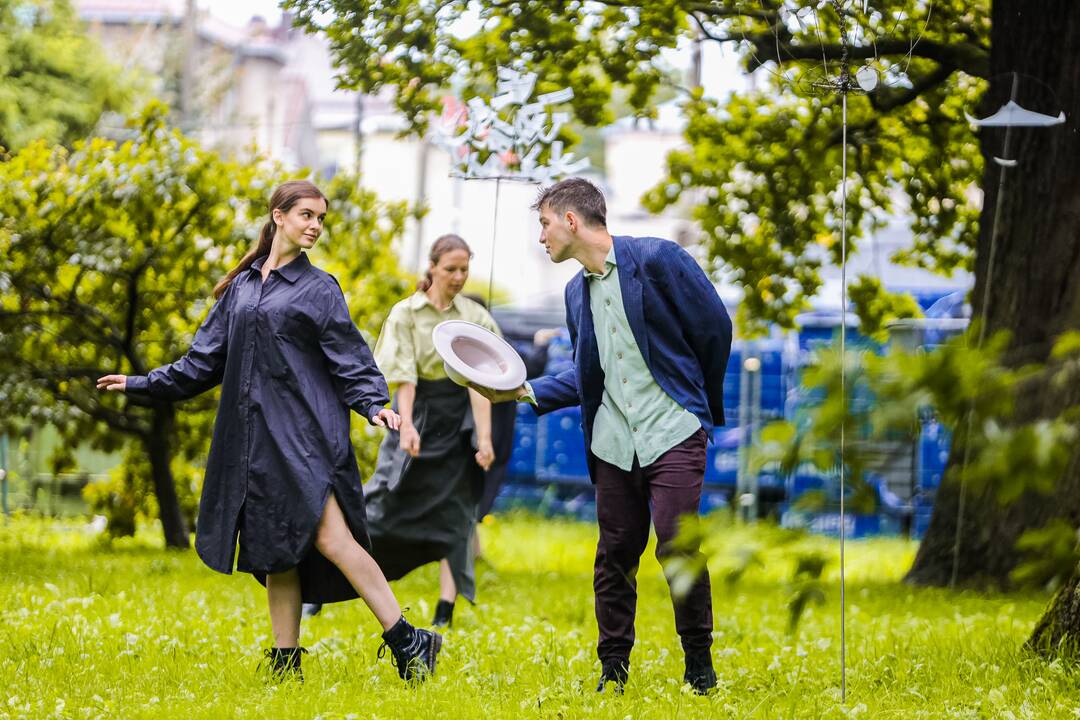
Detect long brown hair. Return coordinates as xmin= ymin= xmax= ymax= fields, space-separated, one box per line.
xmin=417 ymin=233 xmax=473 ymax=292
xmin=213 ymin=180 xmax=328 ymax=298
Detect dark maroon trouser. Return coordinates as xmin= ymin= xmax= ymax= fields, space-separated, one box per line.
xmin=592 ymin=428 xmax=713 ymax=664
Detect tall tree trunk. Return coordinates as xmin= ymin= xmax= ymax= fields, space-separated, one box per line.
xmin=142 ymin=403 xmax=190 ymax=549
xmin=905 ymin=1 xmax=1080 ymax=589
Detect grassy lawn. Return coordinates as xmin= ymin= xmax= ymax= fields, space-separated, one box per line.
xmin=2 ymin=512 xmax=1077 ymax=719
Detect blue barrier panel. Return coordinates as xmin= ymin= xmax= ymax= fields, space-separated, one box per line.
xmin=535 ymin=406 xmax=590 ymax=484
xmin=508 ymin=403 xmax=538 ymax=481
xmin=780 ymin=505 xmax=902 ymax=538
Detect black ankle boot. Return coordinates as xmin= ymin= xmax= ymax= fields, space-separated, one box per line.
xmin=432 ymin=599 xmax=455 ymax=628
xmin=595 ymin=659 xmax=629 ymax=694
xmin=378 ymin=616 xmax=442 ymax=682
xmin=683 ymin=651 xmax=716 ymax=695
xmin=262 ymin=647 xmax=307 ymax=683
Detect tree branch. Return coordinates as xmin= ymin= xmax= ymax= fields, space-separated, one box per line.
xmin=33 ymin=372 xmax=152 ymax=438
xmin=744 ymin=36 xmax=988 ymax=79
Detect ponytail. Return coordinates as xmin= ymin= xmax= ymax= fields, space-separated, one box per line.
xmin=417 ymin=269 xmax=434 ymax=292
xmin=213 ymin=180 xmax=328 ymax=299
xmin=213 ymin=221 xmax=275 ymax=299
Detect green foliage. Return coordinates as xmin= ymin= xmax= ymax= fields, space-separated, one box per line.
xmin=754 ymin=332 xmax=1079 ymax=526
xmin=0 ymin=0 xmax=132 ymax=151
xmin=788 ymin=551 xmax=828 ymax=635
xmin=82 ymin=459 xmax=143 ymax=539
xmin=0 ymin=103 xmax=411 ymax=537
xmin=288 ymin=0 xmax=989 ymax=335
xmin=847 ymin=275 xmax=923 ymax=342
xmin=1012 ymin=520 xmax=1080 ymax=591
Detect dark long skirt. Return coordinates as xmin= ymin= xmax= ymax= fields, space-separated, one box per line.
xmin=477 ymin=401 xmax=518 ymax=518
xmin=365 ymin=378 xmax=482 ymax=601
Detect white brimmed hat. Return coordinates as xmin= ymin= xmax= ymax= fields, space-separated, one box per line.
xmin=432 ymin=320 xmax=527 ymax=391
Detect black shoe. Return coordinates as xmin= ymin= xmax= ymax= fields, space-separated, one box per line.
xmin=684 ymin=651 xmax=717 ymax=695
xmin=261 ymin=647 xmax=307 ymax=683
xmin=302 ymin=603 xmax=322 ymax=618
xmin=595 ymin=659 xmax=629 ymax=694
xmin=378 ymin=616 xmax=442 ymax=683
xmin=432 ymin=599 xmax=455 ymax=628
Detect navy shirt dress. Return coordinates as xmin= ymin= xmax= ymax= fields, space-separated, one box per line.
xmin=126 ymin=253 xmax=390 ymax=603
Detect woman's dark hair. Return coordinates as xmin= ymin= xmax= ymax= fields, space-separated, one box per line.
xmin=213 ymin=180 xmax=328 ymax=299
xmin=417 ymin=234 xmax=473 ymax=292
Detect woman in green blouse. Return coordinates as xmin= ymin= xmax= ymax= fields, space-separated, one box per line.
xmin=364 ymin=233 xmax=497 ymax=628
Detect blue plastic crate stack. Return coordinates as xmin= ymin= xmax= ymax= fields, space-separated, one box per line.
xmin=492 ymin=299 xmax=967 ymax=538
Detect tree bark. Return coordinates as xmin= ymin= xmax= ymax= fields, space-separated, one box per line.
xmin=905 ymin=1 xmax=1080 ymax=589
xmin=142 ymin=403 xmax=190 ymax=549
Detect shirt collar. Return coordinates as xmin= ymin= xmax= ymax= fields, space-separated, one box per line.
xmin=583 ymin=245 xmax=617 ymax=280
xmin=249 ymin=252 xmax=310 ymax=283
xmin=408 ymin=291 xmax=460 ymax=312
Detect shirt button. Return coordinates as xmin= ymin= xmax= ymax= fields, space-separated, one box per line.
xmin=632 ymin=427 xmax=638 ymax=433
xmin=617 ymin=352 xmax=623 ymax=360
xmin=605 ymin=299 xmax=610 ymax=306
xmin=622 ymin=378 xmax=627 ymax=384
xmin=611 ymin=327 xmax=616 ymax=334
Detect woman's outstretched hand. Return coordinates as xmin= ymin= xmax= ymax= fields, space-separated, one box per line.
xmin=96 ymin=374 xmax=127 ymax=392
xmin=371 ymin=407 xmax=401 ymax=431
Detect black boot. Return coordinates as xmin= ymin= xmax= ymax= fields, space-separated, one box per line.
xmin=432 ymin=599 xmax=455 ymax=628
xmin=378 ymin=616 xmax=442 ymax=682
xmin=683 ymin=650 xmax=717 ymax=695
xmin=262 ymin=647 xmax=307 ymax=683
xmin=595 ymin=659 xmax=629 ymax=694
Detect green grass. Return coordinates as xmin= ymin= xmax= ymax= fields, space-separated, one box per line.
xmin=2 ymin=512 xmax=1078 ymax=719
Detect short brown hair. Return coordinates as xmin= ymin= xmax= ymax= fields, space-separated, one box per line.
xmin=531 ymin=177 xmax=607 ymax=228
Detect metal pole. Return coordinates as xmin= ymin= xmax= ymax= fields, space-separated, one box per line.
xmin=180 ymin=0 xmax=197 ymax=132
xmin=1 ymin=433 xmax=9 ymax=516
xmin=354 ymin=92 xmax=365 ymax=177
xmin=840 ymin=86 xmax=849 ymax=705
xmin=487 ymin=177 xmax=502 ymax=308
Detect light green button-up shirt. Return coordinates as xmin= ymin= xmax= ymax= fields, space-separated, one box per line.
xmin=374 ymin=291 xmax=499 ymax=387
xmin=587 ymin=247 xmax=701 ymax=470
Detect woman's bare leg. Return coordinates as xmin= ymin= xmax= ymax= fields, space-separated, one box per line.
xmin=267 ymin=569 xmax=302 ymax=647
xmin=438 ymin=559 xmax=457 ymax=602
xmin=315 ymin=494 xmax=401 ymax=630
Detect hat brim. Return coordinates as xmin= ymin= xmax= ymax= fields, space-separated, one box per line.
xmin=432 ymin=320 xmax=527 ymax=391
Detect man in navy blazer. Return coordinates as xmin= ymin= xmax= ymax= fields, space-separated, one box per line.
xmin=474 ymin=178 xmax=732 ymax=695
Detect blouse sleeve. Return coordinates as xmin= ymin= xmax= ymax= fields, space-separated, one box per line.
xmin=125 ymin=287 xmax=231 ymax=401
xmin=318 ymin=279 xmax=391 ymax=422
xmin=373 ymin=302 xmax=418 ymax=387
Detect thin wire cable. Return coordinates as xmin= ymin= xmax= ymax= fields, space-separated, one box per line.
xmin=487 ymin=177 xmax=502 ymax=309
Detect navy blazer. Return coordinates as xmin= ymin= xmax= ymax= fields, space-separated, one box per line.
xmin=530 ymin=235 xmax=733 ymax=473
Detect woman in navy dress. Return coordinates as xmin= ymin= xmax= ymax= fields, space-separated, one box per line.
xmin=97 ymin=181 xmax=440 ymax=682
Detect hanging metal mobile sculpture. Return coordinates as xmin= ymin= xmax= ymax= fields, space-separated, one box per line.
xmin=431 ymin=67 xmax=590 ymax=306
